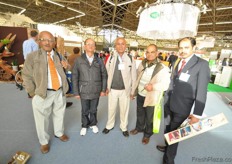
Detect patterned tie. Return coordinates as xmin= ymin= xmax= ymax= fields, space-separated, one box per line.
xmin=48 ymin=52 xmax=60 ymax=90
xmin=178 ymin=59 xmax=186 ymax=75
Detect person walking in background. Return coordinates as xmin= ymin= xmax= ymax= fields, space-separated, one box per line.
xmin=168 ymin=51 xmax=178 ymax=68
xmin=156 ymin=37 xmax=210 ymax=164
xmin=130 ymin=44 xmax=170 ymax=145
xmin=72 ymin=38 xmax=107 ymax=136
xmin=67 ymin=47 xmax=80 ymax=70
xmin=22 ymin=30 xmax=39 ymax=60
xmin=104 ymin=50 xmax=110 ymax=65
xmin=22 ymin=31 xmax=70 ymax=154
xmin=102 ymin=37 xmax=136 ymax=137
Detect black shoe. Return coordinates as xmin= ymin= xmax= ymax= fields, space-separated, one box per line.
xmin=102 ymin=128 xmax=113 ymax=134
xmin=122 ymin=131 xmax=129 ymax=137
xmin=156 ymin=145 xmax=166 ymax=152
xmin=66 ymin=102 xmax=73 ymax=108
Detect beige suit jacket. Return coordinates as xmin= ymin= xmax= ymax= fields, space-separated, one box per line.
xmin=132 ymin=61 xmax=170 ymax=107
xmin=106 ymin=52 xmax=137 ymax=96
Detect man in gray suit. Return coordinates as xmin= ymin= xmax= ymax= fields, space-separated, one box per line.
xmin=156 ymin=37 xmax=210 ymax=164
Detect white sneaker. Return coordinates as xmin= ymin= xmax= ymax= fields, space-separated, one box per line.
xmin=80 ymin=128 xmax=87 ymax=136
xmin=90 ymin=125 xmax=99 ymax=133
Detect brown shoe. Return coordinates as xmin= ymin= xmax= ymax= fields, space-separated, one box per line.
xmin=142 ymin=137 xmax=150 ymax=145
xmin=156 ymin=145 xmax=166 ymax=152
xmin=55 ymin=134 xmax=69 ymax=142
xmin=40 ymin=144 xmax=49 ymax=154
xmin=130 ymin=129 xmax=143 ymax=135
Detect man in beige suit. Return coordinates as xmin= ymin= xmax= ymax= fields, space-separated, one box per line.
xmin=22 ymin=31 xmax=69 ymax=154
xmin=130 ymin=44 xmax=170 ymax=144
xmin=102 ymin=37 xmax=136 ymax=137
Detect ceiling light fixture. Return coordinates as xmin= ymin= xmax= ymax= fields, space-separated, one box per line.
xmin=103 ymin=24 xmax=131 ymax=31
xmin=199 ymin=23 xmax=213 ymax=25
xmin=216 ymin=6 xmax=232 ymax=11
xmin=45 ymin=0 xmax=85 ymax=24
xmin=0 ymin=2 xmax=26 ymax=15
xmin=104 ymin=0 xmax=137 ymax=7
xmin=67 ymin=7 xmax=85 ymax=15
xmin=216 ymin=21 xmax=232 ymax=25
xmin=117 ymin=0 xmax=137 ymax=6
xmin=45 ymin=0 xmax=65 ymax=7
xmin=104 ymin=0 xmax=116 ymax=6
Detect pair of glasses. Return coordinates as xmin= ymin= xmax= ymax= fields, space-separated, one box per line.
xmin=39 ymin=38 xmax=55 ymax=43
xmin=145 ymin=51 xmax=156 ymax=55
xmin=85 ymin=43 xmax=95 ymax=46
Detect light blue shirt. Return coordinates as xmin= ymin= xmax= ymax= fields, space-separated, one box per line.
xmin=23 ymin=38 xmax=39 ymax=59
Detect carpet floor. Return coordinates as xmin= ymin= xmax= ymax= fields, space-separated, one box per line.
xmin=0 ymin=84 xmax=232 ymax=164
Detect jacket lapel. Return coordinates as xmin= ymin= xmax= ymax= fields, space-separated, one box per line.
xmin=151 ymin=62 xmax=163 ymax=79
xmin=182 ymin=55 xmax=198 ymax=73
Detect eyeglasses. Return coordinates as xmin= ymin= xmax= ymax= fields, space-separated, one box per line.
xmin=39 ymin=38 xmax=55 ymax=43
xmin=85 ymin=43 xmax=95 ymax=47
xmin=146 ymin=51 xmax=156 ymax=55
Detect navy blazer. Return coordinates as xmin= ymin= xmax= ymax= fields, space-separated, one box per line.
xmin=168 ymin=55 xmax=210 ymax=116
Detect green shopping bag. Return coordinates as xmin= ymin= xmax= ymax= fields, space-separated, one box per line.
xmin=153 ymin=91 xmax=163 ymax=133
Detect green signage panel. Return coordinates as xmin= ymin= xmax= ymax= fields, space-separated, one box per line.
xmin=150 ymin=12 xmax=160 ymax=19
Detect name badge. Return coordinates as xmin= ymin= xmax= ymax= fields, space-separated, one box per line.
xmin=179 ymin=73 xmax=190 ymax=82
xmin=118 ymin=63 xmax=125 ymax=70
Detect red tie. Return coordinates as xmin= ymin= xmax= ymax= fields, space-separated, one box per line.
xmin=48 ymin=52 xmax=60 ymax=90
xmin=178 ymin=60 xmax=186 ymax=75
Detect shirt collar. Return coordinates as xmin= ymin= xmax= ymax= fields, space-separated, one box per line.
xmin=181 ymin=54 xmax=194 ymax=64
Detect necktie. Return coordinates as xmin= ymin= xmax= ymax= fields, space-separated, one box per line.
xmin=178 ymin=59 xmax=186 ymax=75
xmin=48 ymin=52 xmax=60 ymax=90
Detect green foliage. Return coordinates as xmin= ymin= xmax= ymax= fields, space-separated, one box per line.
xmin=12 ymin=59 xmax=18 ymax=66
xmin=0 ymin=39 xmax=11 ymax=45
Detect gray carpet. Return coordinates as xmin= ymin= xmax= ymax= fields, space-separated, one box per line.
xmin=0 ymin=83 xmax=232 ymax=164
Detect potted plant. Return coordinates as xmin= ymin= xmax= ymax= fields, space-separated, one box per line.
xmin=0 ymin=39 xmax=11 ymax=52
xmin=12 ymin=59 xmax=18 ymax=71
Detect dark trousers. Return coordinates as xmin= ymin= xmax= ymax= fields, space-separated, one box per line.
xmin=81 ymin=98 xmax=99 ymax=128
xmin=163 ymin=111 xmax=188 ymax=164
xmin=135 ymin=94 xmax=154 ymax=138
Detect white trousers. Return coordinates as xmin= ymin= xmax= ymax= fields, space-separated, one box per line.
xmin=106 ymin=89 xmax=130 ymax=131
xmin=32 ymin=89 xmax=66 ymax=145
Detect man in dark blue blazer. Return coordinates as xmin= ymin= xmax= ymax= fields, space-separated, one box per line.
xmin=157 ymin=37 xmax=210 ymax=164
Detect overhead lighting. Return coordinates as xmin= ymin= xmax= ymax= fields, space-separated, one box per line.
xmin=117 ymin=0 xmax=137 ymax=6
xmin=216 ymin=30 xmax=232 ymax=33
xmin=216 ymin=21 xmax=232 ymax=25
xmin=199 ymin=22 xmax=232 ymax=26
xmin=104 ymin=0 xmax=115 ymax=6
xmin=103 ymin=24 xmax=131 ymax=31
xmin=45 ymin=0 xmax=65 ymax=7
xmin=53 ymin=12 xmax=85 ymax=24
xmin=45 ymin=0 xmax=85 ymax=24
xmin=18 ymin=9 xmax=26 ymax=15
xmin=216 ymin=6 xmax=232 ymax=10
xmin=104 ymin=0 xmax=137 ymax=7
xmin=67 ymin=7 xmax=85 ymax=15
xmin=198 ymin=30 xmax=232 ymax=33
xmin=199 ymin=23 xmax=213 ymax=26
xmin=0 ymin=2 xmax=26 ymax=15
xmin=201 ymin=6 xmax=232 ymax=12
